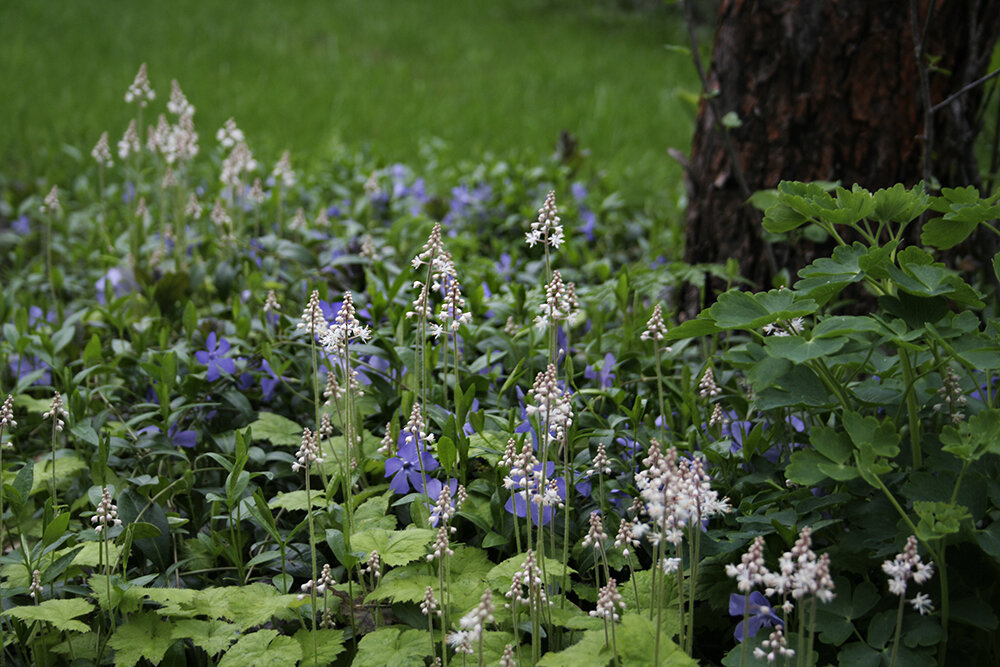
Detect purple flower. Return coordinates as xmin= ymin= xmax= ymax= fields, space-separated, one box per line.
xmin=495 ymin=253 xmax=514 ymax=278
xmin=7 ymin=354 xmax=51 ymax=386
xmin=570 ymin=182 xmax=588 ymax=201
xmin=137 ymin=423 xmax=197 ymax=448
xmin=12 ymin=215 xmax=30 ymax=235
xmin=577 ymin=208 xmax=596 ymax=242
xmin=384 ymin=438 xmax=439 ymax=494
xmin=504 ymin=461 xmax=566 ymax=526
xmin=28 ymin=306 xmax=56 ymax=328
xmin=729 ymin=591 xmax=783 ymax=642
xmin=195 ymin=332 xmax=236 ymax=382
xmin=96 ymin=267 xmax=135 ymax=305
xmin=260 ymin=360 xmax=287 ymax=401
xmin=584 ymin=352 xmax=617 ymax=389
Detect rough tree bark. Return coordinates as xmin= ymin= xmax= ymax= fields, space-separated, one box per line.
xmin=682 ymin=0 xmax=1000 ymax=311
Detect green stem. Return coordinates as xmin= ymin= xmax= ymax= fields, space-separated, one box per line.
xmin=889 ymin=595 xmax=905 ymax=667
xmin=898 ymin=348 xmax=923 ymax=468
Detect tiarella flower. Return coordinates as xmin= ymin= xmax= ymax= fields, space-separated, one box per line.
xmin=124 ymin=63 xmax=155 ymax=106
xmin=92 ymin=486 xmax=122 ymax=533
xmin=525 ymin=190 xmax=564 ymax=249
xmin=384 ymin=438 xmax=439 ymax=495
xmin=729 ymin=591 xmax=785 ymax=642
xmin=91 ymin=131 xmax=113 ymax=168
xmin=883 ymin=535 xmax=934 ymax=597
xmin=584 ymin=352 xmax=617 ymax=389
xmin=196 ymin=332 xmax=236 ymax=382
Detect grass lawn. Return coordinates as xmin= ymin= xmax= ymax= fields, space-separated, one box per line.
xmin=0 ymin=0 xmax=701 ymax=209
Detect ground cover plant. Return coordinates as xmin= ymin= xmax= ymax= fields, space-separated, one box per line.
xmin=1 ymin=63 xmax=1000 ymax=667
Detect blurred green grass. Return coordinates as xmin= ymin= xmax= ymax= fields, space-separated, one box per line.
xmin=0 ymin=0 xmax=699 ymax=207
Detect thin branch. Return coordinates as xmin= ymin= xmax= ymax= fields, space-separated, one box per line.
xmin=930 ymin=66 xmax=1000 ymax=113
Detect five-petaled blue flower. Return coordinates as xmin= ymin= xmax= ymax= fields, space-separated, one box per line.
xmin=196 ymin=332 xmax=236 ymax=382
xmin=384 ymin=437 xmax=440 ymax=495
xmin=729 ymin=591 xmax=784 ymax=642
xmin=504 ymin=461 xmax=567 ymax=526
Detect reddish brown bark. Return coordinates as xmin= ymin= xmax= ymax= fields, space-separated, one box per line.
xmin=682 ymin=0 xmax=1000 ymax=309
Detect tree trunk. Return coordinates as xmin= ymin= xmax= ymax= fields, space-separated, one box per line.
xmin=682 ymin=0 xmax=1000 ymax=312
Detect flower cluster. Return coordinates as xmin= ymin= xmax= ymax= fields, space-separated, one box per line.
xmin=635 ymin=441 xmax=730 ymax=546
xmin=449 ymin=589 xmax=495 ymax=655
xmin=525 ymin=364 xmax=573 ymax=448
xmin=91 ymin=132 xmax=113 ymax=168
xmin=124 ymin=63 xmax=155 ymax=106
xmin=882 ymin=535 xmax=935 ymax=615
xmin=589 ymin=578 xmax=625 ymax=623
xmin=298 ymin=563 xmax=336 ymax=600
xmin=505 ymin=549 xmax=548 ymax=608
xmin=525 ymin=190 xmax=564 ymax=249
xmin=292 ymin=428 xmax=323 ymax=473
xmin=640 ymin=303 xmax=670 ymax=346
xmin=43 ymin=392 xmax=69 ymax=432
xmin=534 ymin=270 xmax=578 ymax=328
xmin=92 ymin=486 xmax=122 ymax=533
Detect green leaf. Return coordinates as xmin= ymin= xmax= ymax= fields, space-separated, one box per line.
xmin=939 ymin=409 xmax=1000 ymax=461
xmin=353 ymin=527 xmax=435 ymax=567
xmin=172 ymin=619 xmax=239 ymax=656
xmin=4 ymin=598 xmax=94 ymax=633
xmin=663 ymin=316 xmax=721 ymax=340
xmin=920 ymin=216 xmax=978 ymax=249
xmin=811 ymin=428 xmax=853 ymax=465
xmin=786 ymin=449 xmax=831 ymax=486
xmin=83 ymin=333 xmax=103 ymax=367
xmin=353 ymin=626 xmax=433 ymax=667
xmin=762 ymin=203 xmax=809 ymax=233
xmin=268 ymin=490 xmax=326 ymax=511
xmin=248 ymin=411 xmax=302 ymax=447
xmin=707 ymin=289 xmax=817 ymax=331
xmin=437 ymin=434 xmax=456 ymax=471
xmin=294 ymin=628 xmax=347 ymax=665
xmin=536 ymin=626 xmax=610 ymax=666
xmin=836 ymin=642 xmax=881 ymax=667
xmin=108 ymin=612 xmax=177 ymax=667
xmin=353 ymin=491 xmax=397 ymax=532
xmin=872 ymin=183 xmax=930 ymax=224
xmin=617 ymin=612 xmax=696 ymax=665
xmin=794 ymin=243 xmax=867 ymax=303
xmin=914 ymin=501 xmax=970 ymax=541
xmin=218 ymin=629 xmax=302 ymax=667
xmin=764 ymin=335 xmax=847 ymax=363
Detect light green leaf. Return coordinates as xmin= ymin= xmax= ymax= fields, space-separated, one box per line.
xmin=248 ymin=411 xmax=302 ymax=447
xmin=366 ymin=564 xmax=437 ymax=604
xmin=617 ymin=612 xmax=697 ymax=665
xmin=4 ymin=598 xmax=95 ymax=633
xmin=354 ymin=527 xmax=435 ymax=567
xmin=353 ymin=626 xmax=433 ymax=667
xmin=108 ymin=612 xmax=177 ymax=667
xmin=218 ymin=629 xmax=302 ymax=667
xmin=294 ymin=628 xmax=347 ymax=665
xmin=172 ymin=619 xmax=239 ymax=656
xmin=353 ymin=491 xmax=397 ymax=532
xmin=268 ymin=490 xmax=326 ymax=511
xmin=536 ymin=626 xmax=610 ymax=666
